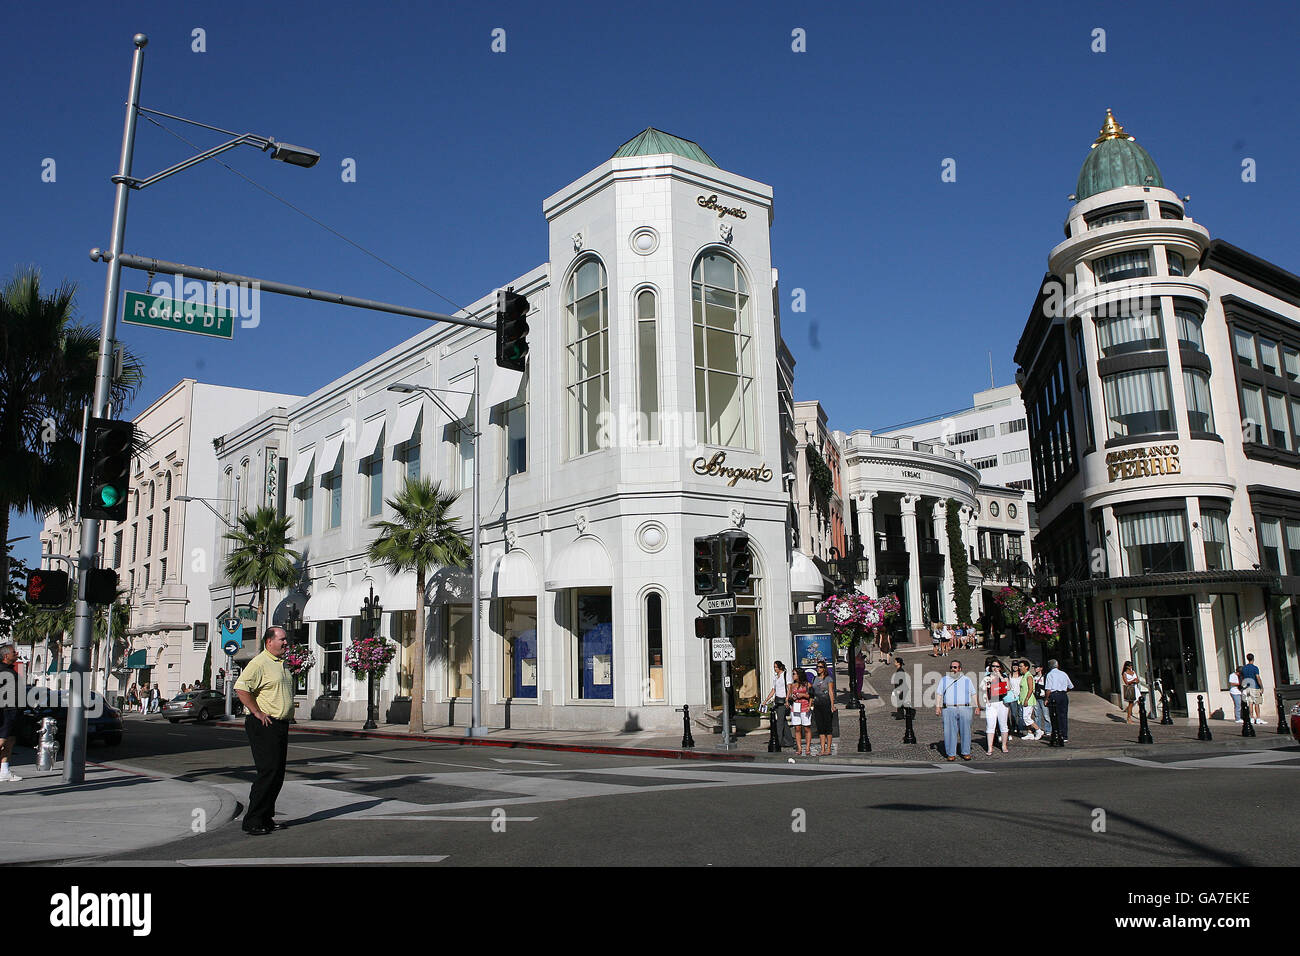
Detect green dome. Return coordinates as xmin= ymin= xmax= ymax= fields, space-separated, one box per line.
xmin=1075 ymin=110 xmax=1163 ymax=201
xmin=612 ymin=128 xmax=718 ymax=167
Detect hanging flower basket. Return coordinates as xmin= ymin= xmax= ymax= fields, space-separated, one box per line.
xmin=993 ymin=586 xmax=1028 ymax=623
xmin=817 ymin=593 xmax=885 ymax=649
xmin=284 ymin=646 xmax=317 ymax=679
xmin=876 ymin=592 xmax=901 ymax=622
xmin=345 ymin=635 xmax=396 ymax=679
xmin=1020 ymin=601 xmax=1060 ymax=640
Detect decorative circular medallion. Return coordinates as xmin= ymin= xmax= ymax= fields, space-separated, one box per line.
xmin=636 ymin=520 xmax=667 ymax=553
xmin=629 ymin=227 xmax=659 ymax=256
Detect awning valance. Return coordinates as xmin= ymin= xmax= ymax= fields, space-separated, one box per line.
xmin=125 ymin=649 xmax=148 ymax=669
xmin=790 ymin=550 xmax=825 ymax=598
xmin=354 ymin=416 xmax=385 ymax=462
xmin=340 ymin=576 xmax=382 ymax=617
xmin=380 ymin=571 xmax=419 ymax=612
xmin=544 ymin=537 xmax=612 ymax=591
xmin=1059 ymin=568 xmax=1281 ymax=599
xmin=301 ymin=586 xmax=341 ymax=622
xmin=481 ymin=550 xmax=538 ymax=598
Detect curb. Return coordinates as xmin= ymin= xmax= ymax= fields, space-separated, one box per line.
xmin=214 ymin=720 xmax=756 ymax=761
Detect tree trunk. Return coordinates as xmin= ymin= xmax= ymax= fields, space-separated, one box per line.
xmin=0 ymin=505 xmax=11 ymax=602
xmin=410 ymin=569 xmax=426 ymax=733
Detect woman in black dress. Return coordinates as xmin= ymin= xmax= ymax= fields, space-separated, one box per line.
xmin=811 ymin=660 xmax=836 ymax=756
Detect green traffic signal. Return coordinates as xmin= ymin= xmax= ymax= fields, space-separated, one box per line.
xmin=99 ymin=485 xmax=123 ymax=507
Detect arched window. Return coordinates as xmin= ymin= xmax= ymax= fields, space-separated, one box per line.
xmin=165 ymin=471 xmax=172 ymax=500
xmin=692 ymin=252 xmax=755 ymax=448
xmin=565 ymin=258 xmax=609 ymax=457
xmin=636 ymin=289 xmax=660 ymax=442
xmin=644 ymin=591 xmax=665 ymax=701
xmin=148 ymin=481 xmax=155 ymax=509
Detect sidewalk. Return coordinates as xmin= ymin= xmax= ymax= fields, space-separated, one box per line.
xmin=211 ymin=644 xmax=1295 ymax=766
xmin=0 ymin=749 xmax=238 ymax=865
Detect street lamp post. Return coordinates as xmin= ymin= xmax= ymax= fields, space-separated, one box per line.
xmin=64 ymin=33 xmax=318 ymax=784
xmin=360 ymin=584 xmax=383 ymax=730
xmin=177 ymin=493 xmax=242 ymax=720
xmin=386 ymin=377 xmax=485 ymax=737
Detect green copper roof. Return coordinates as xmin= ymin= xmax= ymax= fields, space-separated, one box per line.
xmin=1075 ymin=110 xmax=1163 ymax=201
xmin=612 ymin=128 xmax=718 ymax=167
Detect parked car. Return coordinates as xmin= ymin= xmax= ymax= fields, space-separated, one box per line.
xmin=162 ymin=689 xmax=227 ymax=723
xmin=17 ymin=691 xmax=124 ymax=748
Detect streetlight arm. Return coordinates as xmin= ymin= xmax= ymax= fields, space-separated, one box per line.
xmin=177 ymin=495 xmax=237 ymax=529
xmin=119 ymin=133 xmax=274 ymax=189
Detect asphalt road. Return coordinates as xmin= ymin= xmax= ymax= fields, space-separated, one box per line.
xmin=87 ymin=718 xmax=1300 ymax=867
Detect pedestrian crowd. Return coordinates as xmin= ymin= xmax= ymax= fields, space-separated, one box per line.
xmin=937 ymin=656 xmax=1070 ymax=759
xmin=929 ymin=622 xmax=977 ymax=657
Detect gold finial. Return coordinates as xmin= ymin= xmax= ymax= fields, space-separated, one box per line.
xmin=1092 ymin=108 xmax=1135 ymax=148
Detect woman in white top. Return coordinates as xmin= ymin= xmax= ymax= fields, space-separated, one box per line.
xmin=1121 ymin=661 xmax=1141 ymax=724
xmin=761 ymin=661 xmax=796 ymax=749
xmin=1228 ymin=668 xmax=1242 ymax=722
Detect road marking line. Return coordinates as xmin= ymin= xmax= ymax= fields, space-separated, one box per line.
xmin=490 ymin=758 xmax=561 ymax=766
xmin=357 ymin=815 xmax=538 ymax=822
xmin=287 ymin=742 xmax=496 ymax=771
xmin=174 ymin=855 xmax=449 ymax=866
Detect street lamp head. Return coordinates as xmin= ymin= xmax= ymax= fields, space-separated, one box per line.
xmin=269 ymin=141 xmax=320 ymax=168
xmin=386 ymin=383 xmax=419 ymax=394
xmin=134 ymin=34 xmax=148 ymax=47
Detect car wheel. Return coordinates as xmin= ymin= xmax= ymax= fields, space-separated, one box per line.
xmin=169 ymin=718 xmax=180 ymax=724
xmin=198 ymin=709 xmax=210 ymax=722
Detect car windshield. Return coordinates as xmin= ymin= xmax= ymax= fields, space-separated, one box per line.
xmin=171 ymin=693 xmax=197 ymax=701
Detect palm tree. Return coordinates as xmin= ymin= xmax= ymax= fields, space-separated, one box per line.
xmin=368 ymin=478 xmax=470 ymax=732
xmin=223 ymin=506 xmax=301 ymax=645
xmin=0 ymin=266 xmax=145 ymax=587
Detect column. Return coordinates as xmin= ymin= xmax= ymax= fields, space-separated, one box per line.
xmin=858 ymin=492 xmax=878 ymax=598
xmin=900 ymin=494 xmax=925 ymax=642
xmin=934 ymin=501 xmax=956 ymax=622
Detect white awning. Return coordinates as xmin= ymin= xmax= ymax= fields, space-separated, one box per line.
xmin=288 ymin=449 xmax=314 ymax=487
xmin=428 ymin=565 xmax=474 ymax=604
xmin=484 ymin=367 xmax=524 ymax=408
xmin=301 ymin=586 xmax=341 ymax=623
xmin=544 ymin=537 xmax=612 ymax=591
xmin=316 ymin=432 xmax=345 ymax=476
xmin=790 ymin=550 xmax=825 ymax=598
xmin=380 ymin=571 xmax=419 ymax=612
xmin=354 ymin=416 xmax=385 ymax=461
xmin=442 ymin=379 xmax=474 ymax=421
xmin=390 ymin=401 xmax=422 ymax=446
xmin=340 ymin=575 xmax=382 ymax=617
xmin=271 ymin=592 xmax=308 ymax=627
xmin=481 ymin=550 xmax=538 ymax=598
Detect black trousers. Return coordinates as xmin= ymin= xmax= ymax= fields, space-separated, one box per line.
xmin=1049 ymin=691 xmax=1070 ymax=741
xmin=244 ymin=715 xmax=289 ymax=830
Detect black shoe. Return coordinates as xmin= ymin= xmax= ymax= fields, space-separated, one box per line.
xmin=269 ymin=820 xmax=289 ymax=830
xmin=243 ymin=825 xmax=272 ymax=836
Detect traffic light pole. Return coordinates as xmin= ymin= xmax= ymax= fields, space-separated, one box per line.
xmin=65 ymin=35 xmax=148 ymax=784
xmin=718 ymin=614 xmax=734 ymax=751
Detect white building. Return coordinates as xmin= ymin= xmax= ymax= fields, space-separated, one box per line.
xmin=40 ymin=379 xmax=301 ymax=697
xmin=212 ymin=129 xmax=800 ymax=731
xmin=1016 ymin=109 xmax=1300 ymax=719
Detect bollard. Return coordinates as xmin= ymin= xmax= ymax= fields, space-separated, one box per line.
xmin=681 ymin=704 xmax=696 ymax=749
xmin=36 ymin=717 xmax=59 ymax=772
xmin=1277 ymin=694 xmax=1288 ymax=736
xmin=1196 ymin=695 xmax=1213 ymax=741
xmin=858 ymin=708 xmax=872 ymax=752
xmin=1137 ymin=695 xmax=1154 ymax=744
xmin=1046 ymin=698 xmax=1064 ymax=747
xmin=1159 ymin=687 xmax=1174 ymax=725
xmin=902 ymin=706 xmax=917 ymax=744
xmin=1241 ymin=699 xmax=1256 ymax=738
xmin=767 ymin=704 xmax=780 ymax=753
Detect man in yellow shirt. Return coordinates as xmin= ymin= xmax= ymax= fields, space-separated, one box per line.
xmin=234 ymin=627 xmax=295 ymax=836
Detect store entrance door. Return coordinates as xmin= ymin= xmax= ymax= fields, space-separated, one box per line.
xmin=1138 ymin=595 xmax=1203 ymax=716
xmin=709 ymin=609 xmax=760 ymax=715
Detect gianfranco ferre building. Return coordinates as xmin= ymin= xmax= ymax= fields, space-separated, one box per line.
xmin=212 ymin=129 xmax=800 ymax=731
xmin=1016 ymin=110 xmax=1300 ymax=720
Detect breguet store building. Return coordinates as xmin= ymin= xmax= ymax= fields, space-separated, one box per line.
xmin=211 ymin=130 xmax=794 ymax=732
xmin=1016 ymin=111 xmax=1300 ymax=720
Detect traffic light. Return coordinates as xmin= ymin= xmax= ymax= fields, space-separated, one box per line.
xmin=729 ymin=615 xmax=751 ymax=638
xmin=694 ymin=617 xmax=718 ymax=640
xmin=495 ymin=287 xmax=530 ymax=372
xmin=25 ymin=570 xmax=69 ymax=607
xmin=720 ymin=531 xmax=752 ymax=593
xmin=80 ymin=416 xmax=133 ymax=521
xmin=84 ymin=568 xmax=119 ymax=605
xmin=693 ymin=535 xmax=722 ymax=594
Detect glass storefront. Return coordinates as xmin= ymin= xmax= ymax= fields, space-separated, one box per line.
xmin=1272 ymin=595 xmax=1299 ymax=686
xmin=572 ymin=589 xmax=613 ymax=700
xmin=447 ymin=604 xmax=472 ymax=698
xmin=317 ymin=621 xmax=342 ymax=697
xmin=394 ymin=610 xmax=416 ymax=698
xmin=1126 ymin=595 xmax=1204 ymax=715
xmin=499 ymin=597 xmax=538 ymax=699
xmin=1208 ymin=593 xmax=1245 ymax=690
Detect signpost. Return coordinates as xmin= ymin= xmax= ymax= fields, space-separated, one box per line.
xmin=700 ymin=593 xmax=737 ymax=615
xmin=711 ymin=639 xmax=736 ymax=662
xmin=122 ymin=291 xmax=235 ymax=339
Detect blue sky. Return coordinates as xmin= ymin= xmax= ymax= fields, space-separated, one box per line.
xmin=5 ymin=0 xmax=1299 ymax=567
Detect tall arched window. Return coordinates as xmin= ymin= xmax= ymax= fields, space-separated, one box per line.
xmin=644 ymin=591 xmax=665 ymax=701
xmin=693 ymin=252 xmax=755 ymax=448
xmin=565 ymin=258 xmax=609 ymax=457
xmin=148 ymin=481 xmax=156 ymax=509
xmin=636 ymin=289 xmax=660 ymax=442
xmin=165 ymin=471 xmax=172 ymax=500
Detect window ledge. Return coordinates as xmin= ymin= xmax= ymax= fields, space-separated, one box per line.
xmin=1243 ymin=444 xmax=1300 ymax=467
xmin=1104 ymin=432 xmax=1179 ymax=449
xmin=1188 ymin=431 xmax=1224 ymax=444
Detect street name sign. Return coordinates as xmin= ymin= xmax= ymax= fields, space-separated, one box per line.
xmin=122 ymin=291 xmax=234 ymax=339
xmin=700 ymin=593 xmax=737 ymax=615
xmin=711 ymin=639 xmax=736 ymax=662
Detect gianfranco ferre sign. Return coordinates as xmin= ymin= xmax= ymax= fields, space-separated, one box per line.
xmin=692 ymin=451 xmax=773 ymax=486
xmin=697 ymin=194 xmax=747 ymax=220
xmin=1106 ymin=443 xmax=1180 ymax=482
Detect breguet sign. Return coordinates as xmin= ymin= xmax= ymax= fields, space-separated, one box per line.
xmin=692 ymin=451 xmax=773 ymax=486
xmin=1106 ymin=443 xmax=1180 ymax=482
xmin=697 ymin=194 xmax=748 ymax=220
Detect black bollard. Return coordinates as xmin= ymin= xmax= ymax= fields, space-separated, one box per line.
xmin=1137 ymin=695 xmax=1154 ymax=744
xmin=681 ymin=704 xmax=696 ymax=749
xmin=767 ymin=704 xmax=780 ymax=753
xmin=1277 ymin=694 xmax=1288 ymax=736
xmin=1159 ymin=688 xmax=1174 ymax=725
xmin=1242 ymin=699 xmax=1256 ymax=738
xmin=1196 ymin=695 xmax=1213 ymax=741
xmin=1047 ymin=698 xmax=1064 ymax=747
xmin=858 ymin=708 xmax=872 ymax=752
xmin=902 ymin=706 xmax=917 ymax=744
